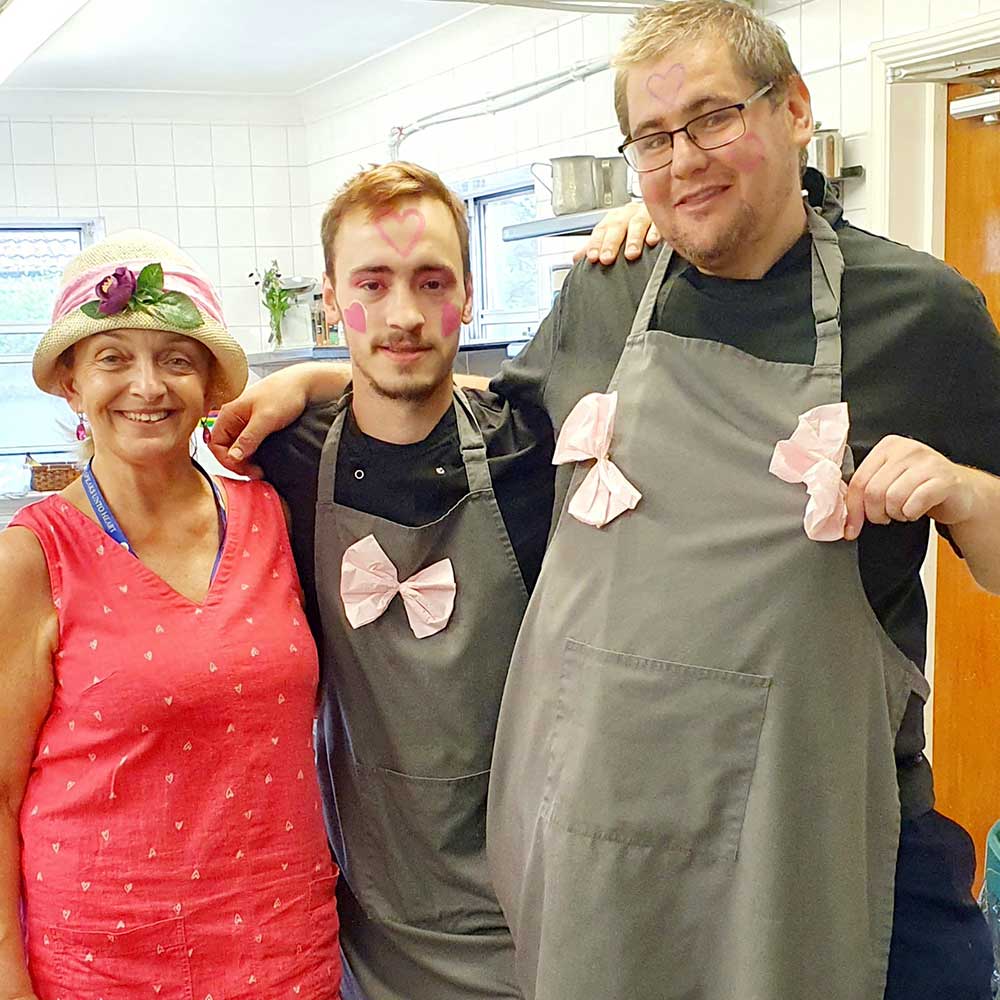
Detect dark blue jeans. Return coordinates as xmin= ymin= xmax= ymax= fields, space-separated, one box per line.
xmin=886 ymin=810 xmax=994 ymax=999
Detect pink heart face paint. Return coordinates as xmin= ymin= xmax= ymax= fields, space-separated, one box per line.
xmin=373 ymin=209 xmax=426 ymax=258
xmin=343 ymin=301 xmax=367 ymax=334
xmin=440 ymin=301 xmax=462 ymax=338
xmin=645 ymin=64 xmax=686 ymax=108
xmin=721 ymin=131 xmax=767 ymax=174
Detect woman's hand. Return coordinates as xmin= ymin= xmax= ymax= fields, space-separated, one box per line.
xmin=573 ymin=202 xmax=660 ymax=265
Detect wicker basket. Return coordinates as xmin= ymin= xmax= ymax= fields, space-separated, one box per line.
xmin=25 ymin=456 xmax=82 ymax=492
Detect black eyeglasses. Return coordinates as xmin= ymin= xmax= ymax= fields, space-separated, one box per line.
xmin=619 ymin=82 xmax=774 ymax=173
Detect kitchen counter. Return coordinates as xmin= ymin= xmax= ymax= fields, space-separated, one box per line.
xmin=246 ymin=340 xmax=529 ymax=380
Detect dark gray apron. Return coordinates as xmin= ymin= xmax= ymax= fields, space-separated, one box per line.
xmin=487 ymin=208 xmax=931 ymax=1000
xmin=313 ymin=388 xmax=525 ymax=1000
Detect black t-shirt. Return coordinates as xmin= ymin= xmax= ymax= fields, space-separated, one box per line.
xmin=491 ymin=169 xmax=1000 ymax=815
xmin=257 ymin=389 xmax=555 ymax=635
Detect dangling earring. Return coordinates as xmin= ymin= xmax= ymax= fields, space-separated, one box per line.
xmin=75 ymin=412 xmax=88 ymax=442
xmin=200 ymin=416 xmax=212 ymax=444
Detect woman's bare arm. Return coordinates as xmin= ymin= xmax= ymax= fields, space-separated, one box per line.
xmin=0 ymin=528 xmax=57 ymax=1000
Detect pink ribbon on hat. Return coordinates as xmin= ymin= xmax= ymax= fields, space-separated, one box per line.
xmin=51 ymin=258 xmax=225 ymax=325
xmin=340 ymin=534 xmax=456 ymax=639
xmin=553 ymin=391 xmax=642 ymax=529
xmin=769 ymin=402 xmax=850 ymax=541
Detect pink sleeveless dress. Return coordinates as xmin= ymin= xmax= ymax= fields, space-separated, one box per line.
xmin=10 ymin=478 xmax=341 ymax=1000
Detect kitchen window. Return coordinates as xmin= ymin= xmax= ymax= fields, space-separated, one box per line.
xmin=468 ymin=185 xmax=542 ymax=344
xmin=0 ymin=224 xmax=91 ymax=496
xmin=453 ymin=168 xmax=545 ymax=346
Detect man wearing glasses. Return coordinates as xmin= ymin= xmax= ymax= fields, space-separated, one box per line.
xmin=487 ymin=2 xmax=1000 ymax=999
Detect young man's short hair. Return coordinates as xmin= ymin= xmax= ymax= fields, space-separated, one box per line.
xmin=320 ymin=161 xmax=471 ymax=279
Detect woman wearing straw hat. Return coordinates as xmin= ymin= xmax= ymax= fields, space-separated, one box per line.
xmin=0 ymin=231 xmax=341 ymax=999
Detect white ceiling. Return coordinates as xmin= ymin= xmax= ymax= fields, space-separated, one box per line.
xmin=1 ymin=0 xmax=478 ymax=94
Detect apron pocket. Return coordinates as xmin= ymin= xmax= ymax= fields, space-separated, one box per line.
xmin=42 ymin=915 xmax=192 ymax=997
xmin=543 ymin=638 xmax=771 ymax=861
xmin=352 ymin=764 xmax=502 ymax=930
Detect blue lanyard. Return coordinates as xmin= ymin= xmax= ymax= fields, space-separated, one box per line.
xmin=81 ymin=459 xmax=228 ymax=581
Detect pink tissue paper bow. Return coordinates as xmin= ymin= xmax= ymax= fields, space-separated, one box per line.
xmin=341 ymin=534 xmax=456 ymax=639
xmin=769 ymin=402 xmax=850 ymax=542
xmin=553 ymin=391 xmax=642 ymax=528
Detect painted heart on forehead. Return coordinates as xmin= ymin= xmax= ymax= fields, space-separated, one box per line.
xmin=645 ymin=63 xmax=686 ymax=108
xmin=373 ymin=208 xmax=426 ymax=257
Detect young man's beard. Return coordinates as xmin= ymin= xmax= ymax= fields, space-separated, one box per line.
xmin=364 ymin=369 xmax=441 ymax=403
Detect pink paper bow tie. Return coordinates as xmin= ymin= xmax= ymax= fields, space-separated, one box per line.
xmin=769 ymin=402 xmax=850 ymax=541
xmin=340 ymin=534 xmax=456 ymax=639
xmin=553 ymin=391 xmax=641 ymax=528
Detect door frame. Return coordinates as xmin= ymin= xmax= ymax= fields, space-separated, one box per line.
xmin=867 ymin=11 xmax=1000 ymax=760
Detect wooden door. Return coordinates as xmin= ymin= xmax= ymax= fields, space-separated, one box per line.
xmin=935 ymin=79 xmax=1000 ymax=892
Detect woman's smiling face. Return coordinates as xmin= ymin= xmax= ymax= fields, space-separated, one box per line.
xmin=61 ymin=328 xmax=214 ymax=466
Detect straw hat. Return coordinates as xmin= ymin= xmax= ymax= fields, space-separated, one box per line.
xmin=33 ymin=229 xmax=248 ymax=405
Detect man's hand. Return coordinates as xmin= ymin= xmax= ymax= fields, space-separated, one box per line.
xmin=845 ymin=435 xmax=1000 ymax=593
xmin=845 ymin=436 xmax=974 ymax=539
xmin=573 ymin=202 xmax=661 ymax=265
xmin=209 ymin=375 xmax=310 ymax=477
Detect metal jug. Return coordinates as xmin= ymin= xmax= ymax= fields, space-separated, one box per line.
xmin=808 ymin=129 xmax=844 ymax=178
xmin=532 ymin=156 xmax=598 ymax=215
xmin=593 ymin=156 xmax=630 ymax=209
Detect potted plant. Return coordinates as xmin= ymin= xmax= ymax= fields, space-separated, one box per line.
xmin=250 ymin=260 xmax=293 ymax=348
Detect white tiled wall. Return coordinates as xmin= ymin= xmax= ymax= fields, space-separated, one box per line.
xmin=3 ymin=0 xmax=999 ymax=351
xmin=0 ymin=113 xmax=307 ymax=355
xmin=296 ymin=6 xmax=634 ymax=280
xmin=297 ymin=0 xmax=1000 ymax=265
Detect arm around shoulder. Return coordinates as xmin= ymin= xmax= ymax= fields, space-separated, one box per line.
xmin=0 ymin=527 xmax=57 ymax=1000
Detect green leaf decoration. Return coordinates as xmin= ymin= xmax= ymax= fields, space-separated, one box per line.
xmin=80 ymin=301 xmax=104 ymax=319
xmin=136 ymin=262 xmax=164 ymax=294
xmin=145 ymin=290 xmax=204 ymax=330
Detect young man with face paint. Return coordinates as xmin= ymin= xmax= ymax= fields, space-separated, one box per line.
xmin=242 ymin=162 xmax=553 ymax=1000
xmin=211 ymin=4 xmax=1000 ymax=994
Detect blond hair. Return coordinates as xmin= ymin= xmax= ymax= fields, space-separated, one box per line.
xmin=612 ymin=0 xmax=800 ymax=137
xmin=320 ymin=161 xmax=471 ymax=279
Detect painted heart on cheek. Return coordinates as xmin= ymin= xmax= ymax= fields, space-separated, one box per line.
xmin=723 ymin=131 xmax=767 ymax=173
xmin=645 ymin=64 xmax=686 ymax=107
xmin=441 ymin=301 xmax=462 ymax=338
xmin=343 ymin=302 xmax=367 ymax=334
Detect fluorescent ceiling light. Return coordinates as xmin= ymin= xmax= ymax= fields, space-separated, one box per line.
xmin=0 ymin=0 xmax=93 ymax=88
xmin=427 ymin=0 xmax=656 ymax=12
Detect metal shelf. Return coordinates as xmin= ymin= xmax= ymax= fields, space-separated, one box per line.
xmin=502 ymin=208 xmax=609 ymax=241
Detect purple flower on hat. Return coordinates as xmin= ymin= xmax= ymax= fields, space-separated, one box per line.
xmin=95 ymin=267 xmax=137 ymax=316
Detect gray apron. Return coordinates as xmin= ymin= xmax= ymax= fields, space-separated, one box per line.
xmin=487 ymin=208 xmax=931 ymax=1000
xmin=313 ymin=388 xmax=525 ymax=1000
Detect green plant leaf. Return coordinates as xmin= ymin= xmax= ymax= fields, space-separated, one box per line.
xmin=136 ymin=263 xmax=164 ymax=293
xmin=80 ymin=301 xmax=104 ymax=319
xmin=146 ymin=291 xmax=204 ymax=330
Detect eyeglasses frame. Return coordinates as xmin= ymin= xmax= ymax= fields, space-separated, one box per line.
xmin=618 ymin=82 xmax=776 ymax=173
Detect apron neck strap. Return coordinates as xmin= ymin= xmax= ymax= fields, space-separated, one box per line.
xmin=805 ymin=205 xmax=844 ymax=370
xmin=451 ymin=388 xmax=492 ymax=493
xmin=630 ymin=244 xmax=674 ymax=339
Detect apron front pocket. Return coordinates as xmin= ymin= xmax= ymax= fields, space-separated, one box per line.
xmin=543 ymin=638 xmax=771 ymax=861
xmin=351 ymin=764 xmax=503 ymax=930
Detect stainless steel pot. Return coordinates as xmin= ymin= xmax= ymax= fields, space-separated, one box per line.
xmin=532 ymin=155 xmax=632 ymax=215
xmin=808 ymin=129 xmax=844 ymax=178
xmin=532 ymin=156 xmax=598 ymax=215
xmin=593 ymin=156 xmax=630 ymax=209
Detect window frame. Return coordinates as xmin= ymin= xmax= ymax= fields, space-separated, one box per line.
xmin=0 ymin=219 xmax=96 ymax=482
xmin=451 ymin=168 xmax=543 ymax=345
